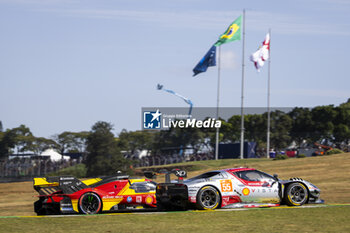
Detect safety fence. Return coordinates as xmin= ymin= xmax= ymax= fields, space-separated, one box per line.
xmin=0 ymin=153 xmax=213 ymax=180
xmin=0 ymin=158 xmax=78 ymax=178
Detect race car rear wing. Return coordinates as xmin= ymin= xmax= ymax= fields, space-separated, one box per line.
xmin=33 ymin=176 xmax=88 ymax=195
xmin=144 ymin=169 xmax=187 ymax=183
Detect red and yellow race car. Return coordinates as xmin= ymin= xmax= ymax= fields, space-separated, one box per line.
xmin=33 ymin=173 xmax=156 ymax=215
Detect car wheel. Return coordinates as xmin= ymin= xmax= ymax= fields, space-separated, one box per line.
xmin=196 ymin=186 xmax=220 ymax=210
xmin=79 ymin=192 xmax=102 ymax=214
xmin=284 ymin=183 xmax=308 ymax=206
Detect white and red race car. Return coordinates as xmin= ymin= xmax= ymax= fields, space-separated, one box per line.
xmin=155 ymin=168 xmax=323 ymax=210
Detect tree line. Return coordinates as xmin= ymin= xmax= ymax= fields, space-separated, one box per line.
xmin=0 ymin=99 xmax=349 ymax=175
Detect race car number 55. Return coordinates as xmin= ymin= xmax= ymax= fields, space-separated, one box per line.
xmin=220 ymin=180 xmax=233 ymax=192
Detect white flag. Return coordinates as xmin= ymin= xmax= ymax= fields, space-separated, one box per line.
xmin=250 ymin=33 xmax=270 ymax=72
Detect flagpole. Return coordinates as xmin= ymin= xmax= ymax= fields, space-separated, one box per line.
xmin=267 ymin=28 xmax=271 ymax=159
xmin=215 ymin=46 xmax=221 ymax=160
xmin=240 ymin=9 xmax=246 ymax=159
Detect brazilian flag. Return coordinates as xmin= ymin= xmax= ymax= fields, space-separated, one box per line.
xmin=215 ymin=16 xmax=242 ymax=46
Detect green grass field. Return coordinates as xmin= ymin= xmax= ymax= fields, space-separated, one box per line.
xmin=0 ymin=153 xmax=349 ymax=232
xmin=1 ymin=206 xmax=349 ymax=233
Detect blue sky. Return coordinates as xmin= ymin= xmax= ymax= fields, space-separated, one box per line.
xmin=1 ymin=0 xmax=349 ymax=137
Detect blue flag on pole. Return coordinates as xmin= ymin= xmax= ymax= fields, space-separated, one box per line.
xmin=193 ymin=45 xmax=217 ymax=76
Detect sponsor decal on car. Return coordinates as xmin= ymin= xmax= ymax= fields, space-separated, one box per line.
xmin=59 ymin=177 xmax=74 ymax=181
xmin=220 ymin=179 xmax=233 ymax=192
xmin=222 ymin=197 xmax=230 ymax=205
xmin=60 ymin=203 xmax=72 ymax=207
xmin=249 ymin=188 xmax=278 ymax=193
xmin=145 ymin=195 xmax=153 ymax=204
xmin=242 ymin=188 xmax=250 ymax=196
xmin=189 ymin=196 xmax=196 ymax=203
xmin=188 ymin=188 xmax=200 ymax=196
xmin=60 ymin=207 xmax=74 ymax=211
xmin=136 ymin=196 xmax=142 ymax=203
xmin=127 ymin=196 xmax=132 ymax=203
xmin=221 ymin=196 xmax=242 ymax=206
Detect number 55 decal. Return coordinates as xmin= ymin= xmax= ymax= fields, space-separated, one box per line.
xmin=220 ymin=179 xmax=233 ymax=192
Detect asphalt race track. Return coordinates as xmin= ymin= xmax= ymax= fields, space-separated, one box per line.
xmin=1 ymin=204 xmax=349 ymax=219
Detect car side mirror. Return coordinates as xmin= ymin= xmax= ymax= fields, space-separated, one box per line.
xmin=273 ymin=174 xmax=278 ymax=180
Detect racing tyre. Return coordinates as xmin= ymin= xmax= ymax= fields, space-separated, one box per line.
xmin=79 ymin=192 xmax=102 ymax=214
xmin=284 ymin=183 xmax=308 ymax=206
xmin=196 ymin=186 xmax=220 ymax=210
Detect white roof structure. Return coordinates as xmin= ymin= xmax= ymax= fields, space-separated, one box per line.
xmin=40 ymin=148 xmax=70 ymax=162
xmin=137 ymin=150 xmax=149 ymax=159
